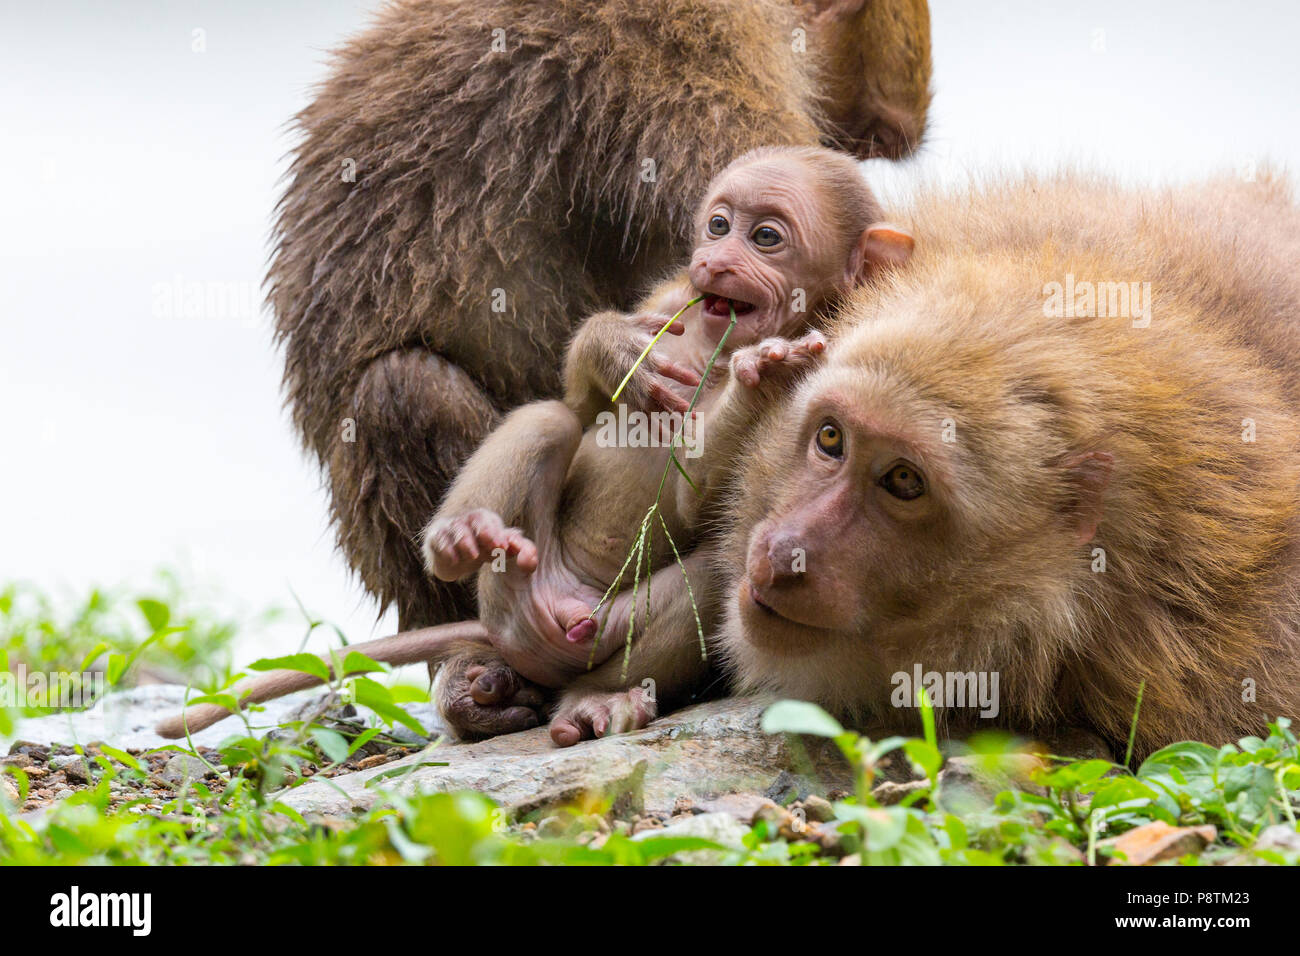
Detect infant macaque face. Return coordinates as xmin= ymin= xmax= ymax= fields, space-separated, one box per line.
xmin=688 ymin=156 xmax=855 ymax=345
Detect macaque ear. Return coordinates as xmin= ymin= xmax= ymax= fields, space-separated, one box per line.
xmin=1062 ymin=451 xmax=1114 ymax=545
xmin=852 ymin=222 xmax=915 ymax=284
xmin=800 ymin=0 xmax=868 ymax=24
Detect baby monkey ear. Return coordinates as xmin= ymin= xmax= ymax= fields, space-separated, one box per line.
xmin=852 ymin=223 xmax=915 ymax=283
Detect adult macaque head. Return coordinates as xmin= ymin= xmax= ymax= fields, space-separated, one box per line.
xmin=800 ymin=0 xmax=933 ymax=159
xmin=715 ymin=171 xmax=1300 ymax=759
xmin=688 ymin=146 xmax=913 ymax=344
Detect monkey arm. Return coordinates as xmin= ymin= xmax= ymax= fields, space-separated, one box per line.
xmin=673 ymin=373 xmax=771 ymax=525
xmin=562 ymin=309 xmax=645 ymax=426
xmin=676 ymin=335 xmax=826 ymax=523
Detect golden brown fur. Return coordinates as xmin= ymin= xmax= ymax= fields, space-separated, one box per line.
xmin=714 ymin=170 xmax=1300 ymax=759
xmin=267 ymin=0 xmax=931 ymax=629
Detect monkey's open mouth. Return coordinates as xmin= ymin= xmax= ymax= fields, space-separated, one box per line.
xmin=702 ymin=295 xmax=755 ymax=318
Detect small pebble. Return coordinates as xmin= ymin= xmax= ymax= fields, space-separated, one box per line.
xmin=50 ymin=755 xmax=90 ymax=784
xmin=161 ymin=754 xmax=210 ymax=786
xmin=537 ymin=815 xmax=571 ymax=838
xmin=799 ymin=794 xmax=836 ymax=823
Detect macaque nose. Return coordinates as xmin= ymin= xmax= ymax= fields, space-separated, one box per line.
xmin=764 ymin=532 xmax=807 ymax=586
xmin=703 ymin=243 xmax=738 ymax=280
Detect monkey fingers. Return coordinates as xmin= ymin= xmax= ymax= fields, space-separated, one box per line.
xmin=548 ymin=686 xmax=658 ymax=747
xmin=651 ymin=357 xmax=703 ymax=390
xmin=436 ymin=651 xmax=548 ymax=739
xmin=645 ymin=380 xmax=691 ymax=415
xmin=632 ymin=312 xmax=686 ymax=337
xmin=732 ymin=332 xmax=827 ymax=388
xmin=427 ymin=508 xmax=538 ymax=581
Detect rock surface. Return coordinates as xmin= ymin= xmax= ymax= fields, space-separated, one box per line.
xmin=632 ymin=811 xmax=752 ymax=863
xmin=280 ymin=695 xmax=854 ymax=817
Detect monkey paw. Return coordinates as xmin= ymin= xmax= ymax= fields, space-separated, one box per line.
xmin=614 ymin=313 xmax=702 ymax=416
xmin=548 ymin=685 xmax=657 ymax=747
xmin=731 ymin=331 xmax=827 ymax=389
xmin=435 ymin=650 xmax=549 ymax=739
xmin=424 ymin=508 xmax=538 ymax=582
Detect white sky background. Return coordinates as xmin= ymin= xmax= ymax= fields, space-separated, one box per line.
xmin=2 ymin=0 xmax=1298 ymax=660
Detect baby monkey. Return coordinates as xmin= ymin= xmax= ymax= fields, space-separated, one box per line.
xmin=156 ymin=146 xmax=912 ymax=743
xmin=423 ymin=145 xmax=912 ymax=743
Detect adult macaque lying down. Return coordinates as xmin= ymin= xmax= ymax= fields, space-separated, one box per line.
xmin=155 ymin=146 xmax=914 ymax=742
xmin=715 ymin=171 xmax=1300 ymax=760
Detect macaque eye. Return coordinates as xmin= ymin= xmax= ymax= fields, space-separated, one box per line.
xmin=751 ymin=225 xmax=782 ymax=247
xmin=707 ymin=215 xmax=730 ymax=237
xmin=814 ymin=421 xmax=844 ymax=458
xmin=880 ymin=462 xmax=926 ymax=500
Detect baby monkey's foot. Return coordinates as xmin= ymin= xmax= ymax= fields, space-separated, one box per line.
xmin=424 ymin=508 xmax=538 ymax=582
xmin=549 ymin=684 xmax=658 ymax=747
xmin=731 ymin=330 xmax=827 ymax=389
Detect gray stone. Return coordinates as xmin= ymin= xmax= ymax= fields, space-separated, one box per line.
xmin=872 ymin=779 xmax=929 ymax=806
xmin=696 ymin=792 xmax=782 ymax=824
xmin=161 ymin=754 xmax=210 ymax=785
xmin=631 ymin=811 xmax=751 ymax=863
xmin=1254 ymin=824 xmax=1300 ymax=854
xmin=936 ymin=753 xmax=1046 ymax=812
xmin=281 ymin=695 xmax=853 ymax=817
xmin=50 ymin=754 xmax=90 ymax=783
xmin=1 ymin=775 xmax=16 ymax=803
xmin=799 ymin=794 xmax=836 ymax=823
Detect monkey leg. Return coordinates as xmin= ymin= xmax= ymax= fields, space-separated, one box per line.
xmin=432 ymin=399 xmax=581 ymax=550
xmin=433 ymin=643 xmax=550 ymax=739
xmin=430 ymin=399 xmax=591 ymax=647
xmin=550 ymin=552 xmax=718 ymax=746
xmin=428 ymin=400 xmax=586 ymax=737
xmin=332 ymin=349 xmax=500 ymax=629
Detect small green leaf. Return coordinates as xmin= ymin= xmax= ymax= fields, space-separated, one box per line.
xmin=311 ymin=728 xmax=350 ymax=764
xmin=137 ymin=598 xmax=170 ymax=632
xmin=78 ymin=642 xmax=111 ymax=673
xmin=249 ymin=653 xmax=330 ymax=683
xmin=761 ymin=700 xmax=845 ymax=738
xmin=268 ymin=801 xmax=308 ymax=826
xmin=352 ymin=677 xmax=427 ymax=737
xmin=904 ymin=739 xmax=943 ymax=784
xmin=106 ymin=653 xmax=127 ymax=684
xmin=363 ymin=759 xmax=449 ymax=787
xmin=340 ymin=651 xmax=387 ymax=677
xmin=346 ymin=727 xmax=384 ymax=758
xmin=97 ymin=745 xmax=143 ymax=773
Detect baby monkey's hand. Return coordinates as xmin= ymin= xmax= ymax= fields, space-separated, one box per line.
xmin=730 ymin=330 xmax=827 ymax=389
xmin=614 ymin=313 xmax=702 ymax=415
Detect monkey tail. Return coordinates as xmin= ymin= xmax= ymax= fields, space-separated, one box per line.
xmin=153 ymin=621 xmax=493 ymax=739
